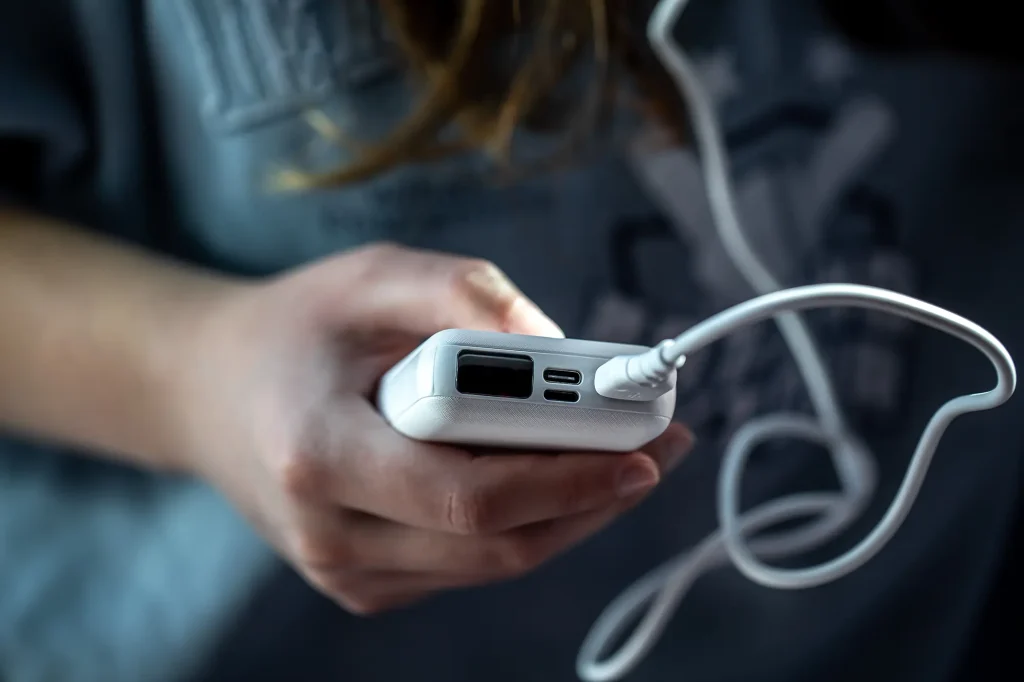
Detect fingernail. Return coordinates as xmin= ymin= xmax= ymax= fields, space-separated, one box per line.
xmin=464 ymin=267 xmax=565 ymax=338
xmin=616 ymin=462 xmax=660 ymax=498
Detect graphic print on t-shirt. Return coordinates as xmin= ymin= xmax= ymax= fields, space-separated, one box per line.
xmin=176 ymin=0 xmax=396 ymax=133
xmin=163 ymin=0 xmax=569 ymax=269
xmin=581 ymin=32 xmax=920 ymax=446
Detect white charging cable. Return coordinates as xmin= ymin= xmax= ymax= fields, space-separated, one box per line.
xmin=576 ymin=1 xmax=1018 ymax=680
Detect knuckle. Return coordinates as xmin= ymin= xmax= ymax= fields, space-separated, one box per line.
xmin=346 ymin=242 xmax=400 ymax=285
xmin=292 ymin=530 xmax=357 ymax=573
xmin=359 ymin=241 xmax=402 ymax=263
xmin=340 ymin=242 xmax=404 ymax=285
xmin=445 ymin=483 xmax=499 ymax=536
xmin=487 ymin=536 xmax=549 ymax=577
xmin=456 ymin=257 xmax=502 ymax=283
xmin=341 ymin=595 xmax=391 ymax=617
xmin=276 ymin=451 xmax=326 ymax=500
xmin=306 ymin=571 xmax=374 ymax=613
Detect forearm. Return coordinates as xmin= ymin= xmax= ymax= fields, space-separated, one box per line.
xmin=0 ymin=209 xmax=245 ymax=470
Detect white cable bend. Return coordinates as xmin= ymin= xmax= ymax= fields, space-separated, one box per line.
xmin=684 ymin=283 xmax=1017 ymax=588
xmin=576 ymin=1 xmax=1018 ymax=681
xmin=580 ymin=285 xmax=1016 ymax=682
xmin=677 ymin=285 xmax=1014 ymax=589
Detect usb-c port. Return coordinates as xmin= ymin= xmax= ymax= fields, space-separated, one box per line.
xmin=543 ymin=369 xmax=582 ymax=385
xmin=544 ymin=390 xmax=580 ymax=404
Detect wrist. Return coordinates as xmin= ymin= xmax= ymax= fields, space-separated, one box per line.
xmin=142 ymin=271 xmax=258 ymax=476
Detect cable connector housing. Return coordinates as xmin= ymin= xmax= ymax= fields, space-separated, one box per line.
xmin=593 ymin=340 xmax=682 ymax=402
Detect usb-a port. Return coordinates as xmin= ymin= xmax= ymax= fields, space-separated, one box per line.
xmin=543 ymin=368 xmax=582 ymax=385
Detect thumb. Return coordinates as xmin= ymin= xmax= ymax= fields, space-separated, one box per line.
xmin=461 ymin=260 xmax=565 ymax=338
xmin=327 ymin=243 xmax=565 ymax=338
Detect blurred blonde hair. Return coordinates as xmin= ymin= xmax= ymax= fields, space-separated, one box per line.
xmin=278 ymin=0 xmax=686 ymax=190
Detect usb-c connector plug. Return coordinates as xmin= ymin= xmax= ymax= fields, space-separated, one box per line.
xmin=593 ymin=341 xmax=683 ymax=402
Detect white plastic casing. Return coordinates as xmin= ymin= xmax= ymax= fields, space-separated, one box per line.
xmin=377 ymin=330 xmax=677 ymax=453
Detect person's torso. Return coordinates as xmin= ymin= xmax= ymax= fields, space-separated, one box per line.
xmin=2 ymin=1 xmax=1022 ymax=681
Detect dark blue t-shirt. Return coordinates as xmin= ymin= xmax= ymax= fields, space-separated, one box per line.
xmin=1 ymin=1 xmax=1021 ymax=681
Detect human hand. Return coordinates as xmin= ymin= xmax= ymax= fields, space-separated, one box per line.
xmin=179 ymin=243 xmax=694 ymax=614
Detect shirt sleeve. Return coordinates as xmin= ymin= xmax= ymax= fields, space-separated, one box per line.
xmin=0 ymin=3 xmax=88 ymax=207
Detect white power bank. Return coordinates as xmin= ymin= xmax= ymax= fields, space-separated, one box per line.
xmin=377 ymin=329 xmax=677 ymax=452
